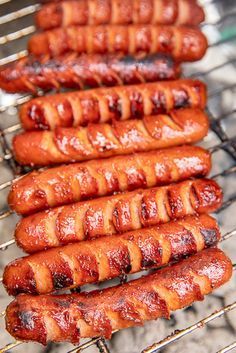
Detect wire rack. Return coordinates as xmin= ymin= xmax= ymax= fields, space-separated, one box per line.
xmin=0 ymin=1 xmax=236 ymax=353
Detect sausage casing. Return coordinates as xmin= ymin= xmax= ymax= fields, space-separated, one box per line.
xmin=0 ymin=53 xmax=180 ymax=94
xmin=8 ymin=145 xmax=211 ymax=215
xmin=5 ymin=248 xmax=232 ymax=344
xmin=36 ymin=0 xmax=205 ymax=30
xmin=15 ymin=178 xmax=223 ymax=253
xmin=3 ymin=214 xmax=221 ymax=296
xmin=19 ymin=79 xmax=206 ymax=130
xmin=13 ymin=108 xmax=209 ymax=166
xmin=28 ymin=25 xmax=208 ymax=61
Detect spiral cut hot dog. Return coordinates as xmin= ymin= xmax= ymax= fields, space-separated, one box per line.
xmin=8 ymin=146 xmax=211 ymax=215
xmin=19 ymin=79 xmax=206 ymax=130
xmin=6 ymin=248 xmax=232 ymax=344
xmin=4 ymin=214 xmax=221 ymax=296
xmin=13 ymin=108 xmax=209 ymax=166
xmin=0 ymin=53 xmax=180 ymax=94
xmin=15 ymin=179 xmax=222 ymax=253
xmin=28 ymin=25 xmax=208 ymax=61
xmin=36 ymin=0 xmax=205 ymax=30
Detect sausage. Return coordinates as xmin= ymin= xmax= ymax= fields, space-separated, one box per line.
xmin=0 ymin=53 xmax=180 ymax=94
xmin=15 ymin=178 xmax=223 ymax=253
xmin=28 ymin=25 xmax=208 ymax=61
xmin=8 ymin=145 xmax=211 ymax=215
xmin=13 ymin=108 xmax=209 ymax=166
xmin=3 ymin=214 xmax=221 ymax=296
xmin=36 ymin=0 xmax=205 ymax=30
xmin=5 ymin=248 xmax=232 ymax=344
xmin=19 ymin=79 xmax=206 ymax=130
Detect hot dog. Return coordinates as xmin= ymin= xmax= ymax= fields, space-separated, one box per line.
xmin=0 ymin=53 xmax=180 ymax=94
xmin=28 ymin=25 xmax=208 ymax=61
xmin=15 ymin=178 xmax=223 ymax=253
xmin=3 ymin=214 xmax=221 ymax=296
xmin=8 ymin=145 xmax=211 ymax=215
xmin=5 ymin=248 xmax=232 ymax=344
xmin=36 ymin=0 xmax=205 ymax=30
xmin=19 ymin=79 xmax=206 ymax=130
xmin=13 ymin=108 xmax=209 ymax=166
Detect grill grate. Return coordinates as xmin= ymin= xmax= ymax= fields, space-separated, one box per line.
xmin=0 ymin=1 xmax=236 ymax=352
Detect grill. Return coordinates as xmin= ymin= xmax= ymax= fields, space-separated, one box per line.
xmin=0 ymin=0 xmax=236 ymax=352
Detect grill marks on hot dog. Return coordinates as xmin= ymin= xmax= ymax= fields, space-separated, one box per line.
xmin=28 ymin=25 xmax=208 ymax=61
xmin=3 ymin=214 xmax=221 ymax=296
xmin=0 ymin=53 xmax=180 ymax=94
xmin=13 ymin=108 xmax=209 ymax=166
xmin=5 ymin=248 xmax=232 ymax=344
xmin=36 ymin=0 xmax=205 ymax=30
xmin=14 ymin=179 xmax=223 ymax=253
xmin=8 ymin=146 xmax=211 ymax=215
xmin=19 ymin=80 xmax=206 ymax=130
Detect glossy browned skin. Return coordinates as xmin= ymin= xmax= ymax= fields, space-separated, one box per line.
xmin=3 ymin=214 xmax=221 ymax=296
xmin=0 ymin=53 xmax=180 ymax=94
xmin=15 ymin=179 xmax=223 ymax=253
xmin=8 ymin=146 xmax=211 ymax=215
xmin=6 ymin=248 xmax=232 ymax=344
xmin=19 ymin=79 xmax=206 ymax=130
xmin=36 ymin=0 xmax=205 ymax=30
xmin=28 ymin=25 xmax=208 ymax=61
xmin=13 ymin=108 xmax=209 ymax=166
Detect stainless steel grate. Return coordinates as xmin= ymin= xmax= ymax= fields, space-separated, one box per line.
xmin=0 ymin=1 xmax=236 ymax=352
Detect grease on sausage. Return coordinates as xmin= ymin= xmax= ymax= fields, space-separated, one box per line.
xmin=28 ymin=25 xmax=208 ymax=61
xmin=0 ymin=53 xmax=180 ymax=94
xmin=14 ymin=178 xmax=223 ymax=253
xmin=36 ymin=0 xmax=205 ymax=30
xmin=13 ymin=108 xmax=209 ymax=166
xmin=19 ymin=79 xmax=206 ymax=130
xmin=3 ymin=214 xmax=221 ymax=296
xmin=8 ymin=145 xmax=211 ymax=215
xmin=5 ymin=248 xmax=232 ymax=344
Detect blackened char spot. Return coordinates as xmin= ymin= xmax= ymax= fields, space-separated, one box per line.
xmin=28 ymin=104 xmax=49 ymax=130
xmin=173 ymin=89 xmax=190 ymax=108
xmin=151 ymin=91 xmax=166 ymax=114
xmin=129 ymin=91 xmax=144 ymax=118
xmin=201 ymin=228 xmax=219 ymax=247
xmin=108 ymin=94 xmax=122 ymax=119
xmin=18 ymin=311 xmax=36 ymax=330
xmin=52 ymin=272 xmax=73 ymax=290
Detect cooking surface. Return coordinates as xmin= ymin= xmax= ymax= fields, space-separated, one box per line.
xmin=0 ymin=1 xmax=236 ymax=352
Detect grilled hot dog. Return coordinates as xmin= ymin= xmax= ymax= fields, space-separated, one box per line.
xmin=6 ymin=248 xmax=232 ymax=344
xmin=36 ymin=0 xmax=205 ymax=30
xmin=0 ymin=53 xmax=180 ymax=94
xmin=13 ymin=108 xmax=209 ymax=166
xmin=8 ymin=146 xmax=211 ymax=215
xmin=19 ymin=79 xmax=206 ymax=130
xmin=15 ymin=178 xmax=223 ymax=253
xmin=3 ymin=214 xmax=221 ymax=296
xmin=28 ymin=25 xmax=208 ymax=61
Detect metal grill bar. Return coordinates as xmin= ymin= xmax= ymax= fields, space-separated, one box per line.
xmin=0 ymin=25 xmax=36 ymax=45
xmin=217 ymin=341 xmax=236 ymax=353
xmin=0 ymin=4 xmax=39 ymax=25
xmin=142 ymin=302 xmax=236 ymax=353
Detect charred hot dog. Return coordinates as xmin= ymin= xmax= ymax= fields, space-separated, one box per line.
xmin=5 ymin=248 xmax=232 ymax=344
xmin=28 ymin=25 xmax=208 ymax=61
xmin=13 ymin=108 xmax=209 ymax=166
xmin=0 ymin=53 xmax=180 ymax=94
xmin=15 ymin=178 xmax=223 ymax=253
xmin=3 ymin=214 xmax=221 ymax=295
xmin=9 ymin=145 xmax=211 ymax=215
xmin=19 ymin=79 xmax=206 ymax=130
xmin=36 ymin=0 xmax=205 ymax=30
